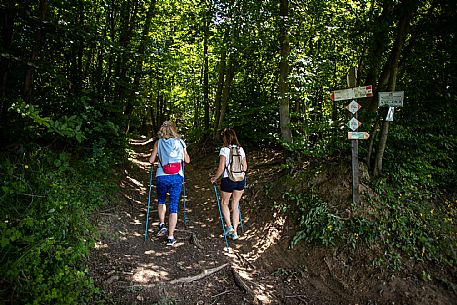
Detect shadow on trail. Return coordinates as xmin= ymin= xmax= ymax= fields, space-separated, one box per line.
xmin=90 ymin=138 xmax=364 ymax=305
xmin=89 ymin=138 xmax=294 ymax=304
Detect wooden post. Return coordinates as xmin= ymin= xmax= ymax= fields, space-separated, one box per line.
xmin=347 ymin=67 xmax=359 ymax=205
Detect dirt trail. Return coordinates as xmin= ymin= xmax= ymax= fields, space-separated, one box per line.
xmin=90 ymin=138 xmax=293 ymax=304
xmin=89 ymin=139 xmax=456 ymax=305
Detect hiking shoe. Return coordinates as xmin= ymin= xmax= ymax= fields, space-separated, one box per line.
xmin=157 ymin=223 xmax=167 ymax=236
xmin=229 ymin=232 xmax=239 ymax=240
xmin=224 ymin=225 xmax=235 ymax=236
xmin=166 ymin=237 xmax=176 ymax=246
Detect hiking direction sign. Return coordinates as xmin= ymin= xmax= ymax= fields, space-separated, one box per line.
xmin=378 ymin=91 xmax=404 ymax=122
xmin=348 ymin=132 xmax=370 ymax=140
xmin=348 ymin=117 xmax=361 ymax=131
xmin=378 ymin=91 xmax=404 ymax=107
xmin=330 ymin=75 xmax=372 ymax=205
xmin=330 ymin=85 xmax=373 ymax=101
xmin=347 ymin=100 xmax=362 ymax=114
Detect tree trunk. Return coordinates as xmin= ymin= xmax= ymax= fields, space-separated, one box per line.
xmin=114 ymin=1 xmax=138 ymax=105
xmin=213 ymin=41 xmax=227 ymax=135
xmin=279 ymin=0 xmax=292 ymax=143
xmin=23 ymin=0 xmax=49 ymax=104
xmin=194 ymin=65 xmax=203 ymax=127
xmin=364 ymin=0 xmax=395 ymax=112
xmin=0 ymin=0 xmax=15 ymax=118
xmin=217 ymin=56 xmax=235 ymax=131
xmin=203 ymin=6 xmax=210 ymax=130
xmin=373 ymin=1 xmax=413 ymax=176
xmin=124 ymin=0 xmax=157 ymax=133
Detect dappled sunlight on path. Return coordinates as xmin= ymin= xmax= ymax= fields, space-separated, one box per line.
xmin=88 ymin=138 xmax=312 ymax=304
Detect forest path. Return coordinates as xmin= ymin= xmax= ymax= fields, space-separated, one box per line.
xmin=89 ymin=138 xmax=296 ymax=305
xmin=89 ymin=137 xmax=457 ymax=305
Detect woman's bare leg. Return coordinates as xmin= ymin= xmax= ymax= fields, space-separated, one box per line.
xmin=231 ymin=190 xmax=244 ymax=232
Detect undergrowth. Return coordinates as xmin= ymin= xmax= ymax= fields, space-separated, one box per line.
xmin=0 ymin=145 xmax=119 ymax=304
xmin=286 ymin=99 xmax=457 ymax=274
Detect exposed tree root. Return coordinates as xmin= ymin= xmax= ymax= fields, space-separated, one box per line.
xmin=230 ymin=267 xmax=261 ymax=304
xmin=126 ymin=263 xmax=230 ymax=289
xmin=170 ymin=263 xmax=229 ymax=284
xmin=189 ymin=232 xmax=204 ymax=250
xmin=235 ymin=251 xmax=256 ymax=270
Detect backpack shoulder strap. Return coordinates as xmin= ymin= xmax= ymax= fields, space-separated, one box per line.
xmin=157 ymin=139 xmax=164 ymax=168
xmin=224 ymin=145 xmax=232 ymax=170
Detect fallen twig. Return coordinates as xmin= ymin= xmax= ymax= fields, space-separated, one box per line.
xmin=211 ymin=289 xmax=231 ymax=298
xmin=323 ymin=257 xmax=332 ymax=274
xmin=98 ymin=212 xmax=116 ymax=216
xmin=285 ymin=294 xmax=309 ymax=304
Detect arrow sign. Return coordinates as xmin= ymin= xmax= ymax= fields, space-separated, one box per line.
xmin=348 ymin=132 xmax=370 ymax=140
xmin=347 ymin=100 xmax=361 ymax=114
xmin=347 ymin=117 xmax=361 ymax=131
xmin=330 ymin=85 xmax=373 ymax=101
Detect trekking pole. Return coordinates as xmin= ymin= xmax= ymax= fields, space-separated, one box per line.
xmin=238 ymin=204 xmax=244 ymax=233
xmin=144 ymin=165 xmax=154 ymax=241
xmin=182 ymin=161 xmax=187 ymax=225
xmin=212 ymin=182 xmax=229 ymax=250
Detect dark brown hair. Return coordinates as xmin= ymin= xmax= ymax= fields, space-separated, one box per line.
xmin=221 ymin=128 xmax=240 ymax=147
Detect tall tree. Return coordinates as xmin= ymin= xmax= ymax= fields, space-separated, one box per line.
xmin=279 ymin=0 xmax=292 ymax=143
xmin=373 ymin=0 xmax=420 ymax=176
xmin=203 ymin=0 xmax=210 ymax=130
xmin=23 ymin=0 xmax=49 ymax=104
xmin=0 ymin=0 xmax=15 ymax=118
xmin=124 ymin=0 xmax=157 ymax=133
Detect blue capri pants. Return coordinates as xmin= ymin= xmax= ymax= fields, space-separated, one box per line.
xmin=156 ymin=174 xmax=183 ymax=214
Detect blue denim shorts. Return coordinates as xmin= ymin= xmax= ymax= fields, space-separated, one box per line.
xmin=156 ymin=174 xmax=183 ymax=214
xmin=220 ymin=177 xmax=246 ymax=193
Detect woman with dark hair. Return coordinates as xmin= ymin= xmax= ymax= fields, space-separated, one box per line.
xmin=149 ymin=121 xmax=190 ymax=246
xmin=210 ymin=128 xmax=247 ymax=240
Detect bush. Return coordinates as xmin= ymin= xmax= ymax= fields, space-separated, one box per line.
xmin=0 ymin=145 xmax=117 ymax=304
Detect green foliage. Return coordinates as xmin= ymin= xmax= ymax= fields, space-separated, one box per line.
xmin=7 ymin=97 xmax=127 ymax=164
xmin=288 ymin=185 xmax=456 ymax=269
xmin=289 ymin=192 xmax=344 ymax=247
xmin=0 ymin=146 xmax=117 ymax=304
xmin=288 ymin=99 xmax=457 ymax=267
xmin=370 ymin=181 xmax=456 ymax=268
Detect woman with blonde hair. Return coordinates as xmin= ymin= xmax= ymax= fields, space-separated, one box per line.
xmin=149 ymin=121 xmax=190 ymax=246
xmin=210 ymin=128 xmax=247 ymax=240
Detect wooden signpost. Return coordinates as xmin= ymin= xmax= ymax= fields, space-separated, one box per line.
xmin=331 ymin=68 xmax=371 ymax=205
